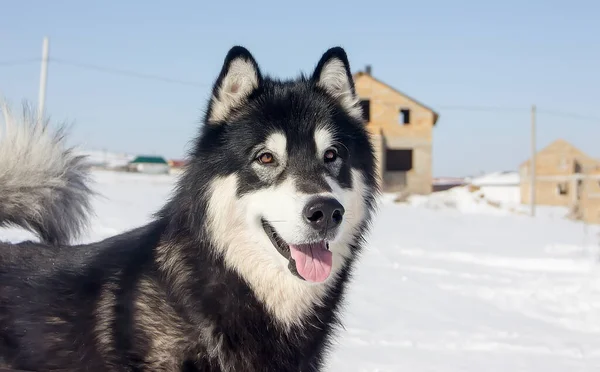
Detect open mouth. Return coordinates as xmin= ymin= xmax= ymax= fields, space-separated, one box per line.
xmin=261 ymin=219 xmax=333 ymax=283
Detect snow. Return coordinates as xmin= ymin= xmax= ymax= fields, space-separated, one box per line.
xmin=406 ymin=174 xmax=547 ymax=217
xmin=406 ymin=186 xmax=518 ymax=215
xmin=433 ymin=177 xmax=466 ymax=186
xmin=76 ymin=149 xmax=135 ymax=169
xmin=405 ymin=183 xmax=537 ymax=216
xmin=469 ymin=171 xmax=520 ymax=187
xmin=333 ymin=203 xmax=600 ymax=371
xmin=2 ymin=170 xmax=600 ymax=371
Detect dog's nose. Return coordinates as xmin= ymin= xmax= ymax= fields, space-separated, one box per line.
xmin=303 ymin=197 xmax=345 ymax=230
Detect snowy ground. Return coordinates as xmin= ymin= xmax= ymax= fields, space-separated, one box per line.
xmin=2 ymin=170 xmax=600 ymax=371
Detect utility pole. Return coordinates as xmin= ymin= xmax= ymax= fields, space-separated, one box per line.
xmin=530 ymin=104 xmax=537 ymax=217
xmin=37 ymin=36 xmax=49 ymax=123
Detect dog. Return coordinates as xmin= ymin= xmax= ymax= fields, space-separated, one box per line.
xmin=0 ymin=46 xmax=379 ymax=371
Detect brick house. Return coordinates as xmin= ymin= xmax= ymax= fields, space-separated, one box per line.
xmin=168 ymin=159 xmax=188 ymax=175
xmin=520 ymin=139 xmax=600 ymax=224
xmin=353 ymin=68 xmax=439 ymax=194
xmin=520 ymin=139 xmax=599 ymax=207
xmin=580 ymin=168 xmax=600 ymax=225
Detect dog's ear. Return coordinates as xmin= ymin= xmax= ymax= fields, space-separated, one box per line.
xmin=207 ymin=46 xmax=262 ymax=123
xmin=311 ymin=47 xmax=362 ymax=120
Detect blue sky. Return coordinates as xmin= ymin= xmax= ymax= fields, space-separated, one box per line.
xmin=1 ymin=0 xmax=599 ymax=177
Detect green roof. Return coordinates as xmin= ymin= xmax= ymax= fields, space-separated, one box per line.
xmin=130 ymin=155 xmax=168 ymax=164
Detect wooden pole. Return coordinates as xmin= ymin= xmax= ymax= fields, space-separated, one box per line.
xmin=37 ymin=36 xmax=49 ymax=123
xmin=530 ymin=104 xmax=536 ymax=217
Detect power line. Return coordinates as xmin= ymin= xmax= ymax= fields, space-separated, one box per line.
xmin=433 ymin=106 xmax=600 ymax=123
xmin=434 ymin=106 xmax=600 ymax=123
xmin=0 ymin=58 xmax=40 ymax=67
xmin=435 ymin=105 xmax=529 ymax=113
xmin=51 ymin=58 xmax=211 ymax=89
xmin=537 ymin=109 xmax=600 ymax=123
xmin=4 ymin=55 xmax=599 ymax=124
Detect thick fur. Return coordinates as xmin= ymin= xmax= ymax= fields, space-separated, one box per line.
xmin=0 ymin=46 xmax=378 ymax=371
xmin=0 ymin=100 xmax=93 ymax=245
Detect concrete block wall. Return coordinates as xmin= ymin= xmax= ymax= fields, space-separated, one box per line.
xmin=356 ymin=73 xmax=436 ymax=195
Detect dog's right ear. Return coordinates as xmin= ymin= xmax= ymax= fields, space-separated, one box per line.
xmin=311 ymin=47 xmax=362 ymax=121
xmin=206 ymin=46 xmax=262 ymax=123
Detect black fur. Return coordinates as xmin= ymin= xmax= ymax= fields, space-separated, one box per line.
xmin=0 ymin=46 xmax=378 ymax=371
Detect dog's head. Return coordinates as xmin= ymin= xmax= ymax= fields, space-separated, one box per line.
xmin=181 ymin=46 xmax=378 ymax=287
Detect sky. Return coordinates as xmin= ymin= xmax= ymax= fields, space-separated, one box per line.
xmin=1 ymin=0 xmax=599 ymax=177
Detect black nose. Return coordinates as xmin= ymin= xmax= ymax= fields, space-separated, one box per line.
xmin=303 ymin=197 xmax=345 ymax=230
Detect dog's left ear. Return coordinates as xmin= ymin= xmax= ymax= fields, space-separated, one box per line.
xmin=207 ymin=46 xmax=262 ymax=123
xmin=311 ymin=47 xmax=362 ymax=120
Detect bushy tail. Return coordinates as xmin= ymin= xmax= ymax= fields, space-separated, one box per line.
xmin=0 ymin=99 xmax=94 ymax=245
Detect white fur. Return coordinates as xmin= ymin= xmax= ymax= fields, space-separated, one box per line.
xmin=209 ymin=58 xmax=259 ymax=122
xmin=0 ymin=101 xmax=69 ymax=193
xmin=246 ymin=177 xmax=322 ymax=245
xmin=314 ymin=127 xmax=334 ymax=159
xmin=315 ymin=126 xmax=344 ymax=176
xmin=0 ymin=99 xmax=93 ymax=244
xmin=316 ymin=59 xmax=363 ymax=120
xmin=204 ymin=169 xmax=369 ymax=327
xmin=264 ymin=132 xmax=287 ymax=162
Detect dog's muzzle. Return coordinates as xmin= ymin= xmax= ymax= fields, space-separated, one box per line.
xmin=302 ymin=196 xmax=345 ymax=239
xmin=261 ymin=196 xmax=344 ymax=283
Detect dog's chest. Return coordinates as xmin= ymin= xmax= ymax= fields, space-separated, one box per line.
xmin=132 ymin=267 xmax=327 ymax=371
xmin=133 ymin=303 xmax=321 ymax=371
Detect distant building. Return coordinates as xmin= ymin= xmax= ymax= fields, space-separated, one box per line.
xmin=354 ymin=68 xmax=439 ymax=194
xmin=519 ymin=139 xmax=600 ymax=224
xmin=128 ymin=155 xmax=170 ymax=174
xmin=77 ymin=149 xmax=134 ymax=171
xmin=432 ymin=177 xmax=467 ymax=192
xmin=168 ymin=159 xmax=188 ymax=175
xmin=580 ymin=168 xmax=600 ymax=225
xmin=520 ymin=139 xmax=599 ymax=206
xmin=468 ymin=171 xmax=521 ymax=205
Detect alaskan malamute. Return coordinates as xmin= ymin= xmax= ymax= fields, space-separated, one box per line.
xmin=0 ymin=46 xmax=379 ymax=371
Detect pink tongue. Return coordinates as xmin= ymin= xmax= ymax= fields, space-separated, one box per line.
xmin=288 ymin=242 xmax=333 ymax=283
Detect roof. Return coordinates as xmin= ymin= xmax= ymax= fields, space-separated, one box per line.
xmin=519 ymin=139 xmax=600 ymax=168
xmin=353 ymin=71 xmax=440 ymax=125
xmin=130 ymin=155 xmax=168 ymax=164
xmin=168 ymin=159 xmax=188 ymax=167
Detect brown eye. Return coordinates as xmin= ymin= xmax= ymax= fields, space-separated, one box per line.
xmin=324 ymin=149 xmax=338 ymax=163
xmin=258 ymin=152 xmax=275 ymax=164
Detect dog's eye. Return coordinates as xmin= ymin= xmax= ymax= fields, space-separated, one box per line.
xmin=257 ymin=152 xmax=275 ymax=165
xmin=324 ymin=149 xmax=338 ymax=163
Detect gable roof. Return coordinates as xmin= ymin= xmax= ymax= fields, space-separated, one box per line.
xmin=353 ymin=71 xmax=439 ymax=125
xmin=130 ymin=155 xmax=168 ymax=164
xmin=519 ymin=139 xmax=600 ymax=168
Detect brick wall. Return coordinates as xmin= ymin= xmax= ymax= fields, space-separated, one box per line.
xmin=355 ymin=73 xmax=435 ymax=195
